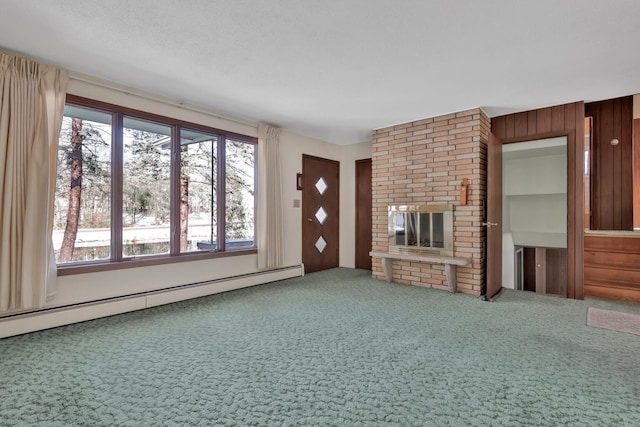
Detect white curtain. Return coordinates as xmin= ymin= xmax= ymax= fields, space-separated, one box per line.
xmin=0 ymin=52 xmax=69 ymax=311
xmin=257 ymin=123 xmax=283 ymax=269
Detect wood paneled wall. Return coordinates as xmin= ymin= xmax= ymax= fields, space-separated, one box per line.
xmin=635 ymin=119 xmax=640 ymax=230
xmin=491 ymin=101 xmax=584 ymax=299
xmin=584 ymin=234 xmax=640 ymax=302
xmin=585 ymin=96 xmax=633 ymax=230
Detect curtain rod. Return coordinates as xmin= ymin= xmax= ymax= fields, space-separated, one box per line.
xmin=68 ymin=73 xmax=259 ymax=129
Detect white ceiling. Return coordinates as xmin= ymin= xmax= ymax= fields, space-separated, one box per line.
xmin=1 ymin=0 xmax=639 ymax=145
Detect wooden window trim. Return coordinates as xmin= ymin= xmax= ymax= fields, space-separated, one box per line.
xmin=57 ymin=95 xmax=258 ymax=275
xmin=56 ymin=249 xmax=258 ymax=276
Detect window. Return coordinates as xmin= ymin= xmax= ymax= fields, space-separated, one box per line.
xmin=54 ymin=106 xmax=112 ymax=263
xmin=122 ymin=117 xmax=172 ymax=257
xmin=225 ymin=138 xmax=256 ymax=248
xmin=53 ymin=96 xmax=257 ymax=272
xmin=180 ymin=129 xmax=218 ymax=252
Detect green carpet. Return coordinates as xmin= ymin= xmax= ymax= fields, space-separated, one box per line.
xmin=1 ymin=268 xmax=639 ymax=426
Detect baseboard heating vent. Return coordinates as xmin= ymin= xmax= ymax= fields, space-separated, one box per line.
xmin=0 ymin=265 xmax=303 ymax=339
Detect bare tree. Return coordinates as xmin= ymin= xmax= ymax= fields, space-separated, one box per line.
xmin=58 ymin=119 xmax=83 ymax=262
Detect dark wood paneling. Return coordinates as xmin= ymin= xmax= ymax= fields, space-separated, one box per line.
xmin=492 ymin=101 xmax=584 ymax=299
xmin=585 ymin=96 xmax=633 ymax=231
xmin=514 ymin=114 xmax=528 ymax=138
xmin=551 ymin=105 xmax=565 ymax=132
xmin=486 ymin=133 xmax=503 ymax=300
xmin=545 ymin=248 xmax=568 ymax=296
xmin=504 ymin=115 xmax=515 ymax=139
xmin=521 ymin=247 xmax=567 ymax=296
xmin=584 ymin=267 xmax=640 ymax=288
xmin=523 ymin=248 xmax=536 ymax=292
xmin=635 ymin=119 xmax=640 ymax=229
xmin=537 ymin=108 xmax=552 ymax=134
xmin=527 ymin=110 xmax=537 ymax=135
xmin=584 ymin=234 xmax=640 ymax=302
xmin=584 ymin=234 xmax=640 ymax=252
xmin=355 ymin=159 xmax=372 ymax=270
xmin=621 ymin=100 xmax=633 ymax=228
xmin=584 ymin=284 xmax=640 ymax=302
xmin=584 ymin=250 xmax=640 ymax=269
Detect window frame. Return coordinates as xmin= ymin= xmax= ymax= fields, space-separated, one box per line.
xmin=56 ymin=95 xmax=257 ymax=276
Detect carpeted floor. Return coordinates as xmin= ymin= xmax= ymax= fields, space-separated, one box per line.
xmin=1 ymin=268 xmax=640 ymax=426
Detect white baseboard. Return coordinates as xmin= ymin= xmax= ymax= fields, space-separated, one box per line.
xmin=0 ymin=265 xmax=303 ymax=339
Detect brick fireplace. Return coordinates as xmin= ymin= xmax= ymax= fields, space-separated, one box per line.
xmin=371 ymin=108 xmax=490 ymax=295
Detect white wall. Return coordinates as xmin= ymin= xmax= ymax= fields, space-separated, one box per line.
xmin=279 ymin=133 xmax=371 ymax=268
xmin=279 ymin=131 xmax=342 ymax=267
xmin=41 ymin=77 xmax=371 ymax=310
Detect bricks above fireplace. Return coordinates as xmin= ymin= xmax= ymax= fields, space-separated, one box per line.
xmin=371 ymin=108 xmax=490 ymax=295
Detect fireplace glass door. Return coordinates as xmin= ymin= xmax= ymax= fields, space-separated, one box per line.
xmin=393 ymin=212 xmax=445 ymax=249
xmin=389 ymin=205 xmax=453 ymax=256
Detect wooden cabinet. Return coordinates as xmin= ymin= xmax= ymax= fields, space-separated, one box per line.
xmin=521 ymin=247 xmax=567 ymax=296
xmin=584 ymin=234 xmax=640 ymax=302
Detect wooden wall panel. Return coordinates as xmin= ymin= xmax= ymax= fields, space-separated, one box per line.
xmin=523 ymin=248 xmax=536 ymax=292
xmin=634 ymin=119 xmax=640 ymax=229
xmin=585 ymin=96 xmax=633 ymax=230
xmin=545 ymin=248 xmax=568 ymax=296
xmin=514 ymin=114 xmax=528 ymax=138
xmin=584 ymin=250 xmax=640 ymax=269
xmin=584 ymin=234 xmax=640 ymax=302
xmin=491 ymin=101 xmax=584 ymax=299
xmin=537 ymin=108 xmax=552 ymax=134
xmin=355 ymin=159 xmax=372 ymax=270
xmin=551 ymin=105 xmax=565 ymax=132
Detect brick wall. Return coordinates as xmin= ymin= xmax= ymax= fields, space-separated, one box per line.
xmin=371 ymin=108 xmax=490 ymax=295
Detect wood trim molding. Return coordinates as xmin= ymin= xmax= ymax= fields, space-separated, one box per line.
xmin=634 ymin=119 xmax=640 ymax=230
xmin=491 ymin=101 xmax=584 ymax=299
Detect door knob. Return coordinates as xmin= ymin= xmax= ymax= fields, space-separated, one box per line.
xmin=482 ymin=222 xmax=498 ymax=227
xmin=307 ymin=218 xmax=313 ymax=222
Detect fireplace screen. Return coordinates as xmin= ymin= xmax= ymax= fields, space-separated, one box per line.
xmin=388 ymin=204 xmax=453 ymax=256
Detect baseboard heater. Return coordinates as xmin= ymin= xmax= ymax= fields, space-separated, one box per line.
xmin=0 ymin=264 xmax=303 ymax=339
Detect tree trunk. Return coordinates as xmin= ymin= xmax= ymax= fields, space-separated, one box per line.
xmin=58 ymin=119 xmax=83 ymax=262
xmin=180 ymin=179 xmax=189 ymax=251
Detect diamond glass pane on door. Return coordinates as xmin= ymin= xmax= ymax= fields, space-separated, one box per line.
xmin=315 ymin=206 xmax=328 ymax=225
xmin=315 ymin=236 xmax=327 ymax=253
xmin=315 ymin=177 xmax=328 ymax=195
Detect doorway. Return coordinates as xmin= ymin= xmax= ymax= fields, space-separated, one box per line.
xmin=502 ymin=137 xmax=568 ymax=297
xmin=301 ymin=155 xmax=340 ymax=273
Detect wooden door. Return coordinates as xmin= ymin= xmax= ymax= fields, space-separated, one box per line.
xmin=302 ymin=155 xmax=339 ymax=273
xmin=355 ymin=159 xmax=372 ymax=270
xmin=485 ymin=133 xmax=503 ymax=300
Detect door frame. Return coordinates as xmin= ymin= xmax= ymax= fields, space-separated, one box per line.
xmin=301 ymin=154 xmax=340 ymax=273
xmin=498 ymin=130 xmax=579 ymax=299
xmin=355 ymin=158 xmax=372 ymax=270
xmin=485 ymin=133 xmax=503 ymax=300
